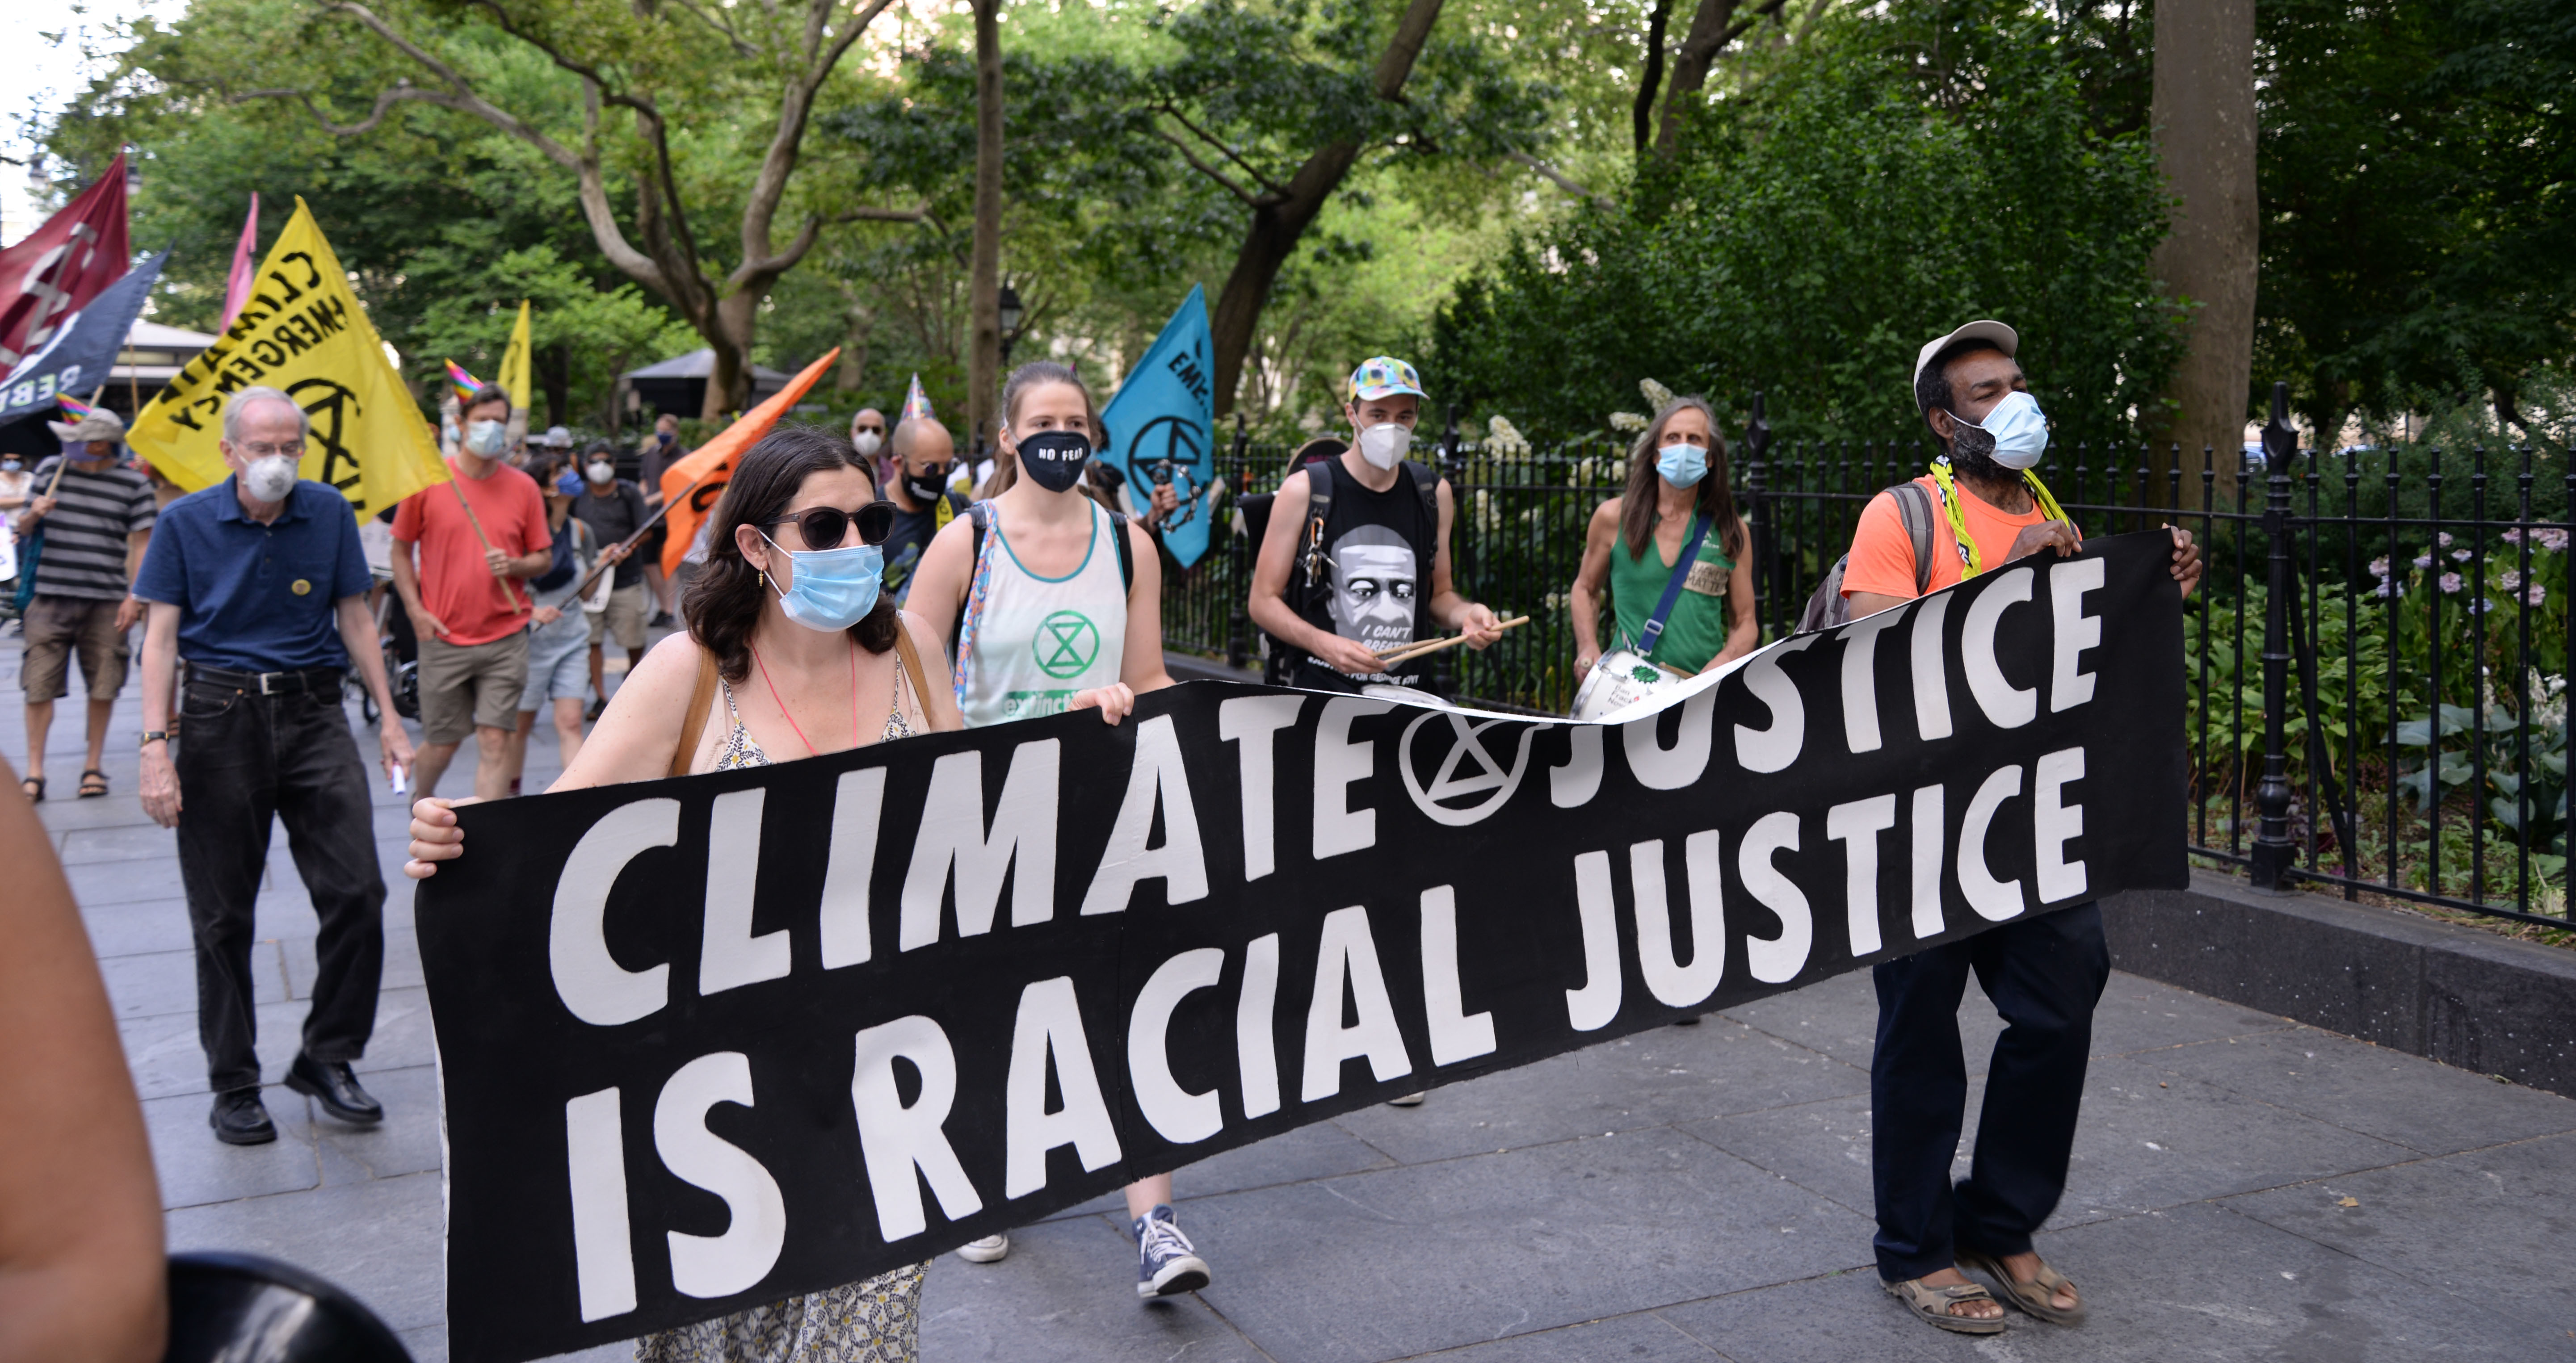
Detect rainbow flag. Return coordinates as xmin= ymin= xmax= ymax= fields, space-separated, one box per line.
xmin=445 ymin=359 xmax=486 ymax=405
xmin=55 ymin=394 xmax=93 ymax=423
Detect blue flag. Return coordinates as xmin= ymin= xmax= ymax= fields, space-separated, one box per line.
xmin=1099 ymin=285 xmax=1219 ymax=568
xmin=0 ymin=249 xmax=167 ymax=428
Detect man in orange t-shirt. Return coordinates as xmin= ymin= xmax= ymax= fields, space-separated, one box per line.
xmin=1845 ymin=321 xmax=2201 ymax=1337
xmin=390 ymin=388 xmax=552 ymax=802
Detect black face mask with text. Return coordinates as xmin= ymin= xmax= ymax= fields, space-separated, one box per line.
xmin=1016 ymin=430 xmax=1093 ymax=494
xmin=902 ymin=463 xmax=951 ymax=505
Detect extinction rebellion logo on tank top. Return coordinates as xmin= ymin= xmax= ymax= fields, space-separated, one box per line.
xmin=958 ymin=505 xmax=1130 ymax=727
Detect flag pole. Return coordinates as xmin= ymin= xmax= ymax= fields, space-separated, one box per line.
xmin=445 ymin=474 xmax=531 ymax=615
xmin=569 ymin=470 xmax=710 ymax=602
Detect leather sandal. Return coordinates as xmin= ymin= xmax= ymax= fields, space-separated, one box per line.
xmin=19 ymin=774 xmax=42 ymax=801
xmin=77 ymin=768 xmax=108 ymax=798
xmin=1957 ymin=1246 xmax=2086 ymax=1326
xmin=1883 ymin=1276 xmax=2007 ymax=1334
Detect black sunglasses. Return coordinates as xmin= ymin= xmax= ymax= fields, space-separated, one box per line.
xmin=767 ymin=501 xmax=897 ymax=549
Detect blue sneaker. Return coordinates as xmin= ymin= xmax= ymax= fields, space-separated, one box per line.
xmin=1133 ymin=1204 xmax=1210 ymax=1298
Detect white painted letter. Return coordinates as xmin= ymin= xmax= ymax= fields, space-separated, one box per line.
xmin=2035 ymin=747 xmax=2089 ymax=903
xmin=1962 ymin=566 xmax=2038 ymax=729
xmin=1552 ymin=723 xmax=1604 ymax=807
xmin=1961 ymin=764 xmax=2026 ymax=922
xmin=1732 ymin=635 xmax=1821 ymax=773
xmin=701 ymin=788 xmax=791 ymax=996
xmin=1629 ymin=685 xmax=1721 ymax=788
xmin=2050 ymin=558 xmax=2106 ymax=713
xmin=1314 ymin=698 xmax=1395 ymax=860
xmin=1912 ymin=595 xmax=1954 ymax=741
xmin=1080 ymin=715 xmax=1209 ymax=916
xmin=565 ymin=1087 xmax=635 ymax=1322
xmin=1128 ymin=948 xmax=1226 ymax=1145
xmin=1839 ymin=606 xmax=1909 ymax=753
xmin=1828 ymin=793 xmax=1899 ymax=957
xmin=819 ymin=768 xmax=886 ymax=969
xmin=1238 ymin=933 xmax=1281 ymax=1118
xmin=552 ymin=798 xmax=676 ymax=1027
xmin=1739 ymin=812 xmax=1811 ymax=983
xmin=1219 ymin=696 xmax=1303 ymax=880
xmin=655 ymin=1053 xmax=786 ymax=1299
xmin=1419 ymin=886 xmax=1496 ymax=1065
xmin=1633 ymin=837 xmax=1726 ymax=1008
xmin=1911 ymin=784 xmax=1946 ymax=940
xmin=900 ymin=740 xmax=1060 ymax=950
xmin=851 ymin=1015 xmax=982 ymax=1241
xmin=1566 ymin=851 xmax=1624 ymax=1031
xmin=1004 ymin=977 xmax=1122 ymax=1198
xmin=1301 ymin=906 xmax=1413 ymax=1100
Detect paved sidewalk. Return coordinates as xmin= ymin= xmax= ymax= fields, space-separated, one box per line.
xmin=12 ymin=637 xmax=2576 ymax=1362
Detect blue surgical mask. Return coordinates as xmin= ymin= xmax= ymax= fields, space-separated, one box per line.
xmin=762 ymin=536 xmax=884 ymax=632
xmin=1950 ymin=390 xmax=2049 ymax=470
xmin=463 ymin=419 xmax=508 ymax=458
xmin=1655 ymin=443 xmax=1708 ymax=488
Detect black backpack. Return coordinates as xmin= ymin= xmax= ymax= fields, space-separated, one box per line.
xmin=1796 ymin=481 xmax=1936 ymax=633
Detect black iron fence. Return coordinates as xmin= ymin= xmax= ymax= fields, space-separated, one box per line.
xmin=1155 ymin=392 xmax=2572 ymax=929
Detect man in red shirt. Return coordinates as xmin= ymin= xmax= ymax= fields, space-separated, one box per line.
xmin=391 ymin=389 xmax=552 ymax=801
xmin=1842 ymin=321 xmax=2200 ymax=1336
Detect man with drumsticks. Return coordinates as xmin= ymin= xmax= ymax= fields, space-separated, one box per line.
xmin=1842 ymin=320 xmax=2202 ymax=1336
xmin=1247 ymin=355 xmax=1504 ymax=696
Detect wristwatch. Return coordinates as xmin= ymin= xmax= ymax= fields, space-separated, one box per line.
xmin=139 ymin=730 xmax=170 ymax=750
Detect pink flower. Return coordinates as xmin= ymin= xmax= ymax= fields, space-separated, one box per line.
xmin=2414 ymin=554 xmax=2435 ymax=570
xmin=2370 ymin=555 xmax=2391 ymax=578
xmin=2540 ymin=529 xmax=2572 ymax=553
xmin=2504 ymin=527 xmax=2526 ymax=545
xmin=2530 ymin=584 xmax=2548 ymax=607
xmin=2439 ymin=532 xmax=2456 ymax=547
xmin=2501 ymin=570 xmax=2524 ymax=591
xmin=2440 ymin=572 xmax=2465 ymax=594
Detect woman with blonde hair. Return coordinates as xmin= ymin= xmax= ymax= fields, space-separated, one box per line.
xmin=1568 ymin=394 xmax=1757 ymax=679
xmin=906 ymin=359 xmax=1214 ymax=1301
xmin=403 ymin=423 xmax=960 ymax=1362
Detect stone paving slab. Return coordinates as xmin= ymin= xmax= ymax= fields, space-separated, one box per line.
xmin=15 ymin=654 xmax=2576 ymax=1363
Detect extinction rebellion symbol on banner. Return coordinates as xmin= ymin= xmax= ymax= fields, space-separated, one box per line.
xmin=418 ymin=533 xmax=2188 ymax=1363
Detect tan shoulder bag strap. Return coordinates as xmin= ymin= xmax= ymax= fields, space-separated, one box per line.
xmin=669 ymin=644 xmax=720 ymax=779
xmin=890 ymin=612 xmax=928 ymax=719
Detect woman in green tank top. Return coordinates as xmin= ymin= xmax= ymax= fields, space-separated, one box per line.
xmin=1569 ymin=396 xmax=1757 ymax=677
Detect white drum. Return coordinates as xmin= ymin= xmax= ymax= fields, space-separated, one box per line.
xmin=1571 ymin=649 xmax=1681 ymax=721
xmin=1362 ymin=682 xmax=1454 ymax=709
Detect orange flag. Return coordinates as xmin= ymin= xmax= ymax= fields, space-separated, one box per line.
xmin=658 ymin=348 xmax=840 ymax=575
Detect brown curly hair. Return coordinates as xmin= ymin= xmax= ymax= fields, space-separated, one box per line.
xmin=682 ymin=424 xmax=899 ymax=684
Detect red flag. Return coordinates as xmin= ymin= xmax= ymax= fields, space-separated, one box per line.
xmin=659 ymin=348 xmax=840 ymax=575
xmin=220 ymin=192 xmax=260 ymax=331
xmin=0 ymin=152 xmax=131 ymax=370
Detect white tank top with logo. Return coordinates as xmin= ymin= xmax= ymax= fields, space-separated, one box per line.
xmin=956 ymin=502 xmax=1128 ymax=727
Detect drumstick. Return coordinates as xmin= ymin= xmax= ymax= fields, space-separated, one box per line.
xmin=446 ymin=478 xmax=530 ymax=615
xmin=1371 ymin=614 xmax=1531 ymax=658
xmin=1377 ymin=615 xmax=1530 ymax=667
xmin=570 ymin=470 xmax=709 ymax=601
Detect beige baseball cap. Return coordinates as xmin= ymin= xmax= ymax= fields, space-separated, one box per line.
xmin=1912 ymin=320 xmax=2018 ymax=411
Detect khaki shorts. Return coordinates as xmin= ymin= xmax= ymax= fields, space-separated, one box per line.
xmin=589 ymin=582 xmax=647 ymax=651
xmin=21 ymin=596 xmax=130 ymax=703
xmin=417 ymin=632 xmax=528 ymax=744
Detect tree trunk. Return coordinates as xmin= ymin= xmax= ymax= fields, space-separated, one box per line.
xmin=836 ymin=300 xmax=874 ymax=393
xmin=1634 ymin=0 xmax=1673 ymax=159
xmin=967 ymin=0 xmax=1005 ymax=452
xmin=1654 ymin=0 xmax=1742 ymax=157
xmin=2148 ymin=0 xmax=2258 ymax=499
xmin=541 ymin=343 xmax=571 ymax=432
xmin=1208 ymin=0 xmax=1446 ymax=417
xmin=706 ymin=289 xmax=761 ymax=419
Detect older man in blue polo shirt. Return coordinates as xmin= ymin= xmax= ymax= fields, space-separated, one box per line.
xmin=134 ymin=386 xmax=414 ymax=1146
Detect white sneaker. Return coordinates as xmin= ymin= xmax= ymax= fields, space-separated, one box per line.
xmin=1385 ymin=1091 xmax=1427 ymax=1107
xmin=954 ymin=1233 xmax=1010 ymax=1263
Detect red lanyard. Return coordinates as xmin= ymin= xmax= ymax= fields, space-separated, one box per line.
xmin=748 ymin=637 xmax=857 ymax=758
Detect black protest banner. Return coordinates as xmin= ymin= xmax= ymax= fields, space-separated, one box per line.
xmin=418 ymin=530 xmax=2187 ymax=1362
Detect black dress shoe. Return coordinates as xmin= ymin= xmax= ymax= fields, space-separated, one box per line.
xmin=286 ymin=1054 xmax=384 ymax=1125
xmin=210 ymin=1087 xmax=277 ymax=1145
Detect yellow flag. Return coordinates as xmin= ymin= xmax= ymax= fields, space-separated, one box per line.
xmin=496 ymin=300 xmax=533 ymax=411
xmin=130 ymin=197 xmax=446 ymax=517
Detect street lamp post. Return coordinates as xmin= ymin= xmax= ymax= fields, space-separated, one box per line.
xmin=997 ymin=283 xmax=1025 ymax=367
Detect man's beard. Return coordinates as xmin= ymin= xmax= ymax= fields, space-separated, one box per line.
xmin=1946 ymin=424 xmax=2007 ymax=480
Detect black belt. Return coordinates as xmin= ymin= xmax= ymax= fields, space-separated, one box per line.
xmin=187 ymin=664 xmax=343 ymax=696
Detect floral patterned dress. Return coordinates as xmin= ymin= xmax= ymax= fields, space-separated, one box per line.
xmin=637 ymin=642 xmax=926 ymax=1363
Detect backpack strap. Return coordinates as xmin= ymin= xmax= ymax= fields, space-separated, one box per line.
xmin=1889 ymin=481 xmax=1937 ymax=596
xmin=668 ymin=644 xmax=719 ymax=779
xmin=1299 ymin=462 xmax=1336 ymax=612
xmin=890 ymin=611 xmax=928 ymax=717
xmin=1401 ymin=458 xmax=1440 ymax=529
xmin=1635 ymin=514 xmax=1714 ymax=654
xmin=1108 ymin=509 xmax=1135 ymax=598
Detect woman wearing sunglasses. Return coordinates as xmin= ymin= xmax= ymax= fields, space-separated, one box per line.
xmin=402 ymin=423 xmax=959 ymax=1361
xmin=905 ymin=360 xmax=1212 ymax=1300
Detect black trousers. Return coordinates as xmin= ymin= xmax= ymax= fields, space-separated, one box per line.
xmin=175 ymin=677 xmax=387 ymax=1094
xmin=1870 ymin=902 xmax=2109 ymax=1282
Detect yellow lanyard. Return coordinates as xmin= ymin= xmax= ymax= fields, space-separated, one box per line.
xmin=1926 ymin=457 xmax=2070 ymax=579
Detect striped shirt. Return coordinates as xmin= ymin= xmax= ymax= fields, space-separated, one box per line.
xmin=27 ymin=457 xmax=156 ymax=601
